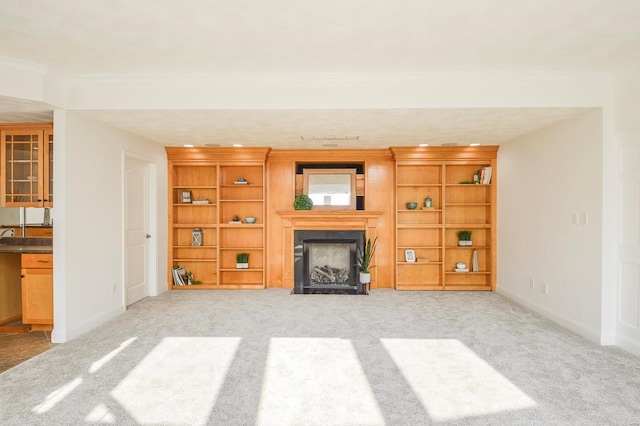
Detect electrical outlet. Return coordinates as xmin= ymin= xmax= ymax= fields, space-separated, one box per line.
xmin=529 ymin=277 xmax=535 ymax=289
xmin=541 ymin=282 xmax=548 ymax=295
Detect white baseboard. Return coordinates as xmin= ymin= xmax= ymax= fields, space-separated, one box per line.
xmin=498 ymin=287 xmax=602 ymax=344
xmin=600 ymin=332 xmax=617 ymax=346
xmin=51 ymin=306 xmax=126 ymax=343
xmin=616 ymin=334 xmax=640 ymax=357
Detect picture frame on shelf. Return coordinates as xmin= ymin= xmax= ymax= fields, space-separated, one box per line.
xmin=405 ymin=249 xmax=416 ymax=262
xmin=181 ymin=190 xmax=192 ymax=204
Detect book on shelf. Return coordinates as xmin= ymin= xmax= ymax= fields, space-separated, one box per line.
xmin=481 ymin=166 xmax=492 ymax=184
xmin=172 ymin=265 xmax=188 ymax=286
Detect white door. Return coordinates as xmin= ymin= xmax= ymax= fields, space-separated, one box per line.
xmin=125 ymin=157 xmax=151 ymax=306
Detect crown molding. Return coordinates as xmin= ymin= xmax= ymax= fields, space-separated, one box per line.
xmin=66 ymin=70 xmax=611 ymax=89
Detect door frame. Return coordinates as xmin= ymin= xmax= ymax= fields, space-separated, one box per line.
xmin=122 ymin=151 xmax=158 ymax=306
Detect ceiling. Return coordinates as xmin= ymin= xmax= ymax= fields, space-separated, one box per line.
xmin=0 ymin=0 xmax=638 ymax=148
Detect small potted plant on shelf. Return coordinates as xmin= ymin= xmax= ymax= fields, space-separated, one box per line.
xmin=236 ymin=253 xmax=249 ymax=269
xmin=294 ymin=194 xmax=313 ymax=210
xmin=355 ymin=236 xmax=377 ymax=288
xmin=457 ymin=230 xmax=472 ymax=246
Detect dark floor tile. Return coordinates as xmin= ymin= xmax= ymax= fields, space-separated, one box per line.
xmin=0 ymin=330 xmax=53 ymax=374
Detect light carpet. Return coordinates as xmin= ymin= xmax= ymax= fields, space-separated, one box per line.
xmin=0 ymin=289 xmax=639 ymax=425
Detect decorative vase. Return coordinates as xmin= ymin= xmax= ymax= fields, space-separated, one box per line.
xmin=359 ymin=272 xmax=371 ymax=284
xmin=472 ymin=249 xmax=479 ymax=272
xmin=424 ymin=196 xmax=432 ymax=208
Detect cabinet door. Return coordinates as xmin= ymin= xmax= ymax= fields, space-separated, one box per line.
xmin=1 ymin=129 xmax=45 ymax=207
xmin=21 ymin=268 xmax=53 ymax=325
xmin=43 ymin=128 xmax=54 ymax=207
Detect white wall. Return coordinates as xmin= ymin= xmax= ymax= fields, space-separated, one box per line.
xmin=613 ymin=63 xmax=640 ymax=356
xmin=498 ymin=109 xmax=604 ymax=342
xmin=0 ymin=207 xmax=19 ymax=227
xmin=51 ymin=112 xmax=167 ymax=343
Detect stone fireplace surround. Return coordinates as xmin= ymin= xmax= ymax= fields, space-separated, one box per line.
xmin=277 ymin=210 xmax=382 ymax=292
xmin=294 ymin=230 xmax=365 ymax=294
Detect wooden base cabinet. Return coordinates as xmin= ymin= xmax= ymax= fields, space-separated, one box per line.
xmin=21 ymin=254 xmax=53 ymax=330
xmin=166 ymin=148 xmax=269 ymax=290
xmin=391 ymin=146 xmax=498 ymax=291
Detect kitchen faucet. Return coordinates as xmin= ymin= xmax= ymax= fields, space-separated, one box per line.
xmin=0 ymin=228 xmax=14 ymax=238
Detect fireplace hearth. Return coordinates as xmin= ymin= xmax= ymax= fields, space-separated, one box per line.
xmin=294 ymin=230 xmax=366 ymax=294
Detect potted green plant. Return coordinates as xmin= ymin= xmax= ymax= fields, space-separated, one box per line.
xmin=457 ymin=230 xmax=472 ymax=246
xmin=236 ymin=253 xmax=249 ymax=269
xmin=293 ymin=194 xmax=313 ymax=210
xmin=356 ymin=236 xmax=377 ymax=285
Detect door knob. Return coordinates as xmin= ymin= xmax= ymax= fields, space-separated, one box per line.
xmin=146 ymin=234 xmax=152 ymax=239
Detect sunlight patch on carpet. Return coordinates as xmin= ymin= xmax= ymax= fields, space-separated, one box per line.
xmin=381 ymin=338 xmax=537 ymax=422
xmin=84 ymin=403 xmax=116 ymax=423
xmin=257 ymin=337 xmax=385 ymax=426
xmin=111 ymin=337 xmax=241 ymax=425
xmin=32 ymin=377 xmax=83 ymax=414
xmin=89 ymin=337 xmax=137 ymax=374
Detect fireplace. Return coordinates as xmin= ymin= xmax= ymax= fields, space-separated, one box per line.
xmin=294 ymin=230 xmax=365 ymax=294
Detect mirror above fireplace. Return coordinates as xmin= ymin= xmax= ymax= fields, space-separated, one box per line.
xmin=303 ymin=168 xmax=356 ymax=210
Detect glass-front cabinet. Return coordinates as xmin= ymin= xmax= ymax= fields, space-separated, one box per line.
xmin=0 ymin=124 xmax=53 ymax=208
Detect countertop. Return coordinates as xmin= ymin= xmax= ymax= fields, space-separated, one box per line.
xmin=1 ymin=223 xmax=53 ymax=228
xmin=0 ymin=237 xmax=53 ymax=254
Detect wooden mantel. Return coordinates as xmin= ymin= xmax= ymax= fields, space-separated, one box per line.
xmin=277 ymin=210 xmax=383 ymax=289
xmin=277 ymin=210 xmax=383 ymax=228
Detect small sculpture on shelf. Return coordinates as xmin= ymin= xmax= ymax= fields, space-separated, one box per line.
xmin=424 ymin=196 xmax=432 ymax=208
xmin=192 ymin=228 xmax=203 ymax=246
xmin=229 ymin=215 xmax=242 ymax=224
xmin=234 ymin=177 xmax=248 ymax=185
xmin=454 ymin=262 xmax=469 ymax=273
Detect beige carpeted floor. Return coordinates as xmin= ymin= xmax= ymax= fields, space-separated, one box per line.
xmin=0 ymin=289 xmax=639 ymax=425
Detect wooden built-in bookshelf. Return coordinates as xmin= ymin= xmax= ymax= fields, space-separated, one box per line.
xmin=391 ymin=146 xmax=498 ymax=291
xmin=166 ymin=147 xmax=270 ymax=290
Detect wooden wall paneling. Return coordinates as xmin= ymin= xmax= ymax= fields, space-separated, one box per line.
xmin=266 ymin=149 xmax=394 ymax=290
xmin=266 ymin=158 xmax=296 ymax=288
xmin=363 ymin=158 xmax=395 ymax=288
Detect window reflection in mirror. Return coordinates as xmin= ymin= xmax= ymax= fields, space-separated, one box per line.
xmin=303 ymin=169 xmax=356 ymax=210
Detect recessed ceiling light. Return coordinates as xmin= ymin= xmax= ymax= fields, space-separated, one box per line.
xmin=232 ymin=144 xmax=243 ymax=147
xmin=183 ymin=144 xmax=194 ymax=147
xmin=469 ymin=143 xmax=481 ymax=146
xmin=418 ymin=143 xmax=429 ymax=147
xmin=301 ymin=136 xmax=359 ymax=141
